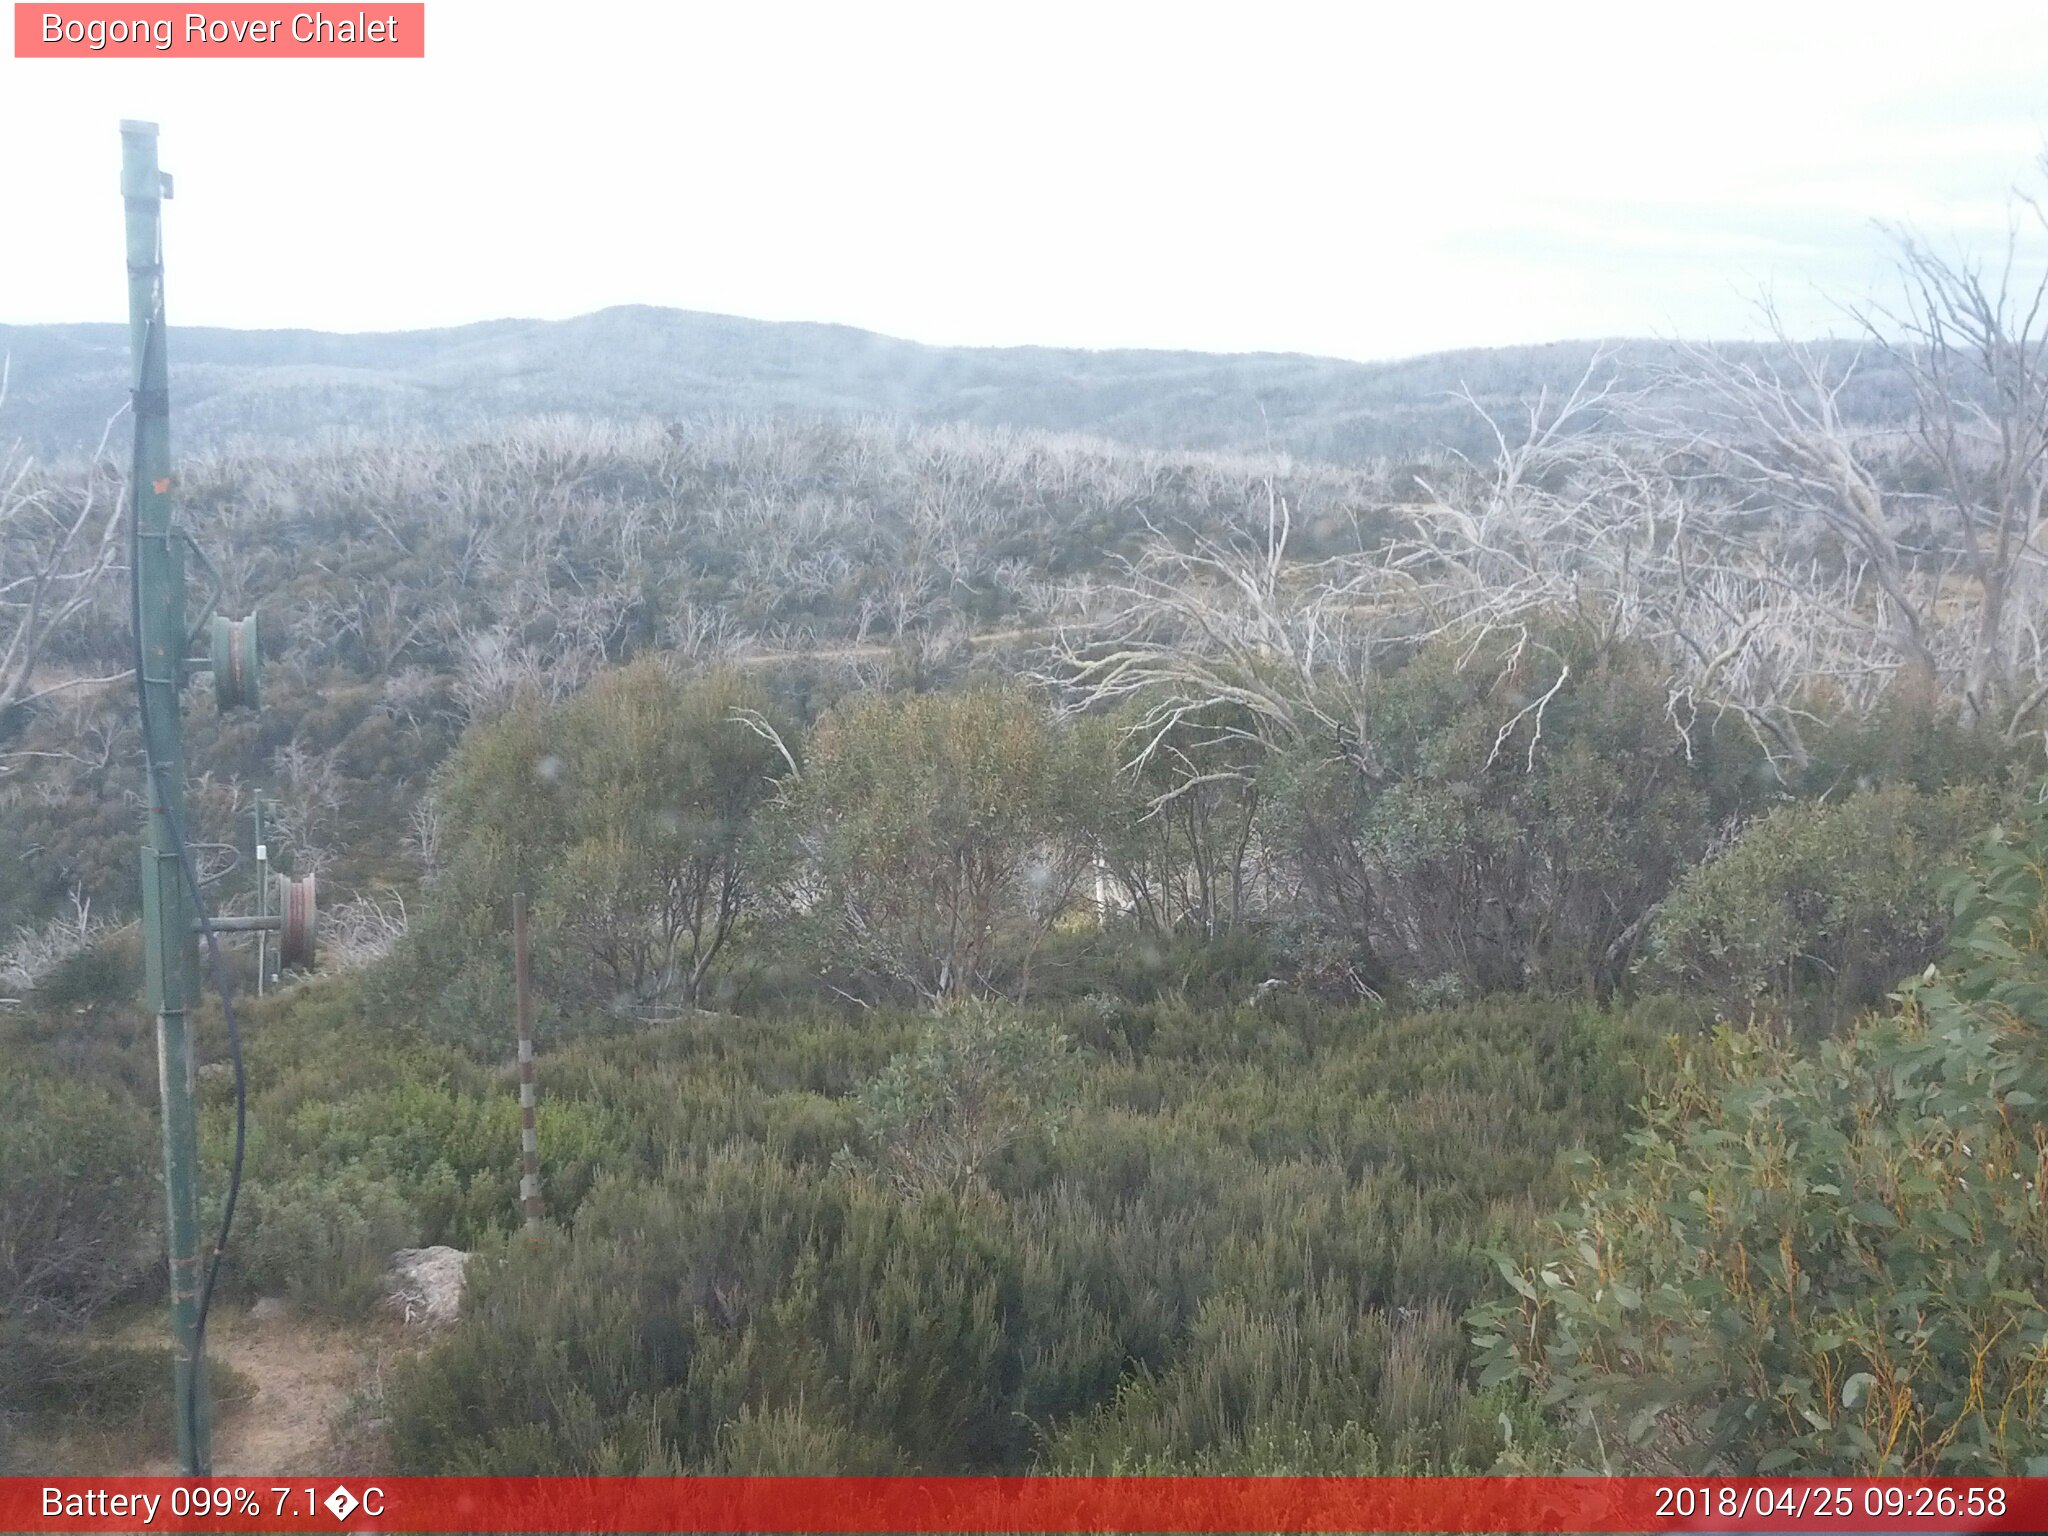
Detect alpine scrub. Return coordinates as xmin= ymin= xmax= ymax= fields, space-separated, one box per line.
xmin=1473 ymin=795 xmax=2048 ymax=1474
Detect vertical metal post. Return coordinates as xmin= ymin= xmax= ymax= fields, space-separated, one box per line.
xmin=122 ymin=118 xmax=210 ymax=1476
xmin=253 ymin=791 xmax=268 ymax=997
xmin=514 ymin=892 xmax=542 ymax=1235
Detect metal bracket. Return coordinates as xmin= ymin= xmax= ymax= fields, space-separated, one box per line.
xmin=181 ymin=532 xmax=223 ymax=652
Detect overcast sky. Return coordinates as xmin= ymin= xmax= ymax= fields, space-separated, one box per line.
xmin=2 ymin=1 xmax=2045 ymax=361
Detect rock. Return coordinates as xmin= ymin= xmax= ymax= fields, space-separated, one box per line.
xmin=248 ymin=1295 xmax=290 ymax=1322
xmin=381 ymin=1245 xmax=470 ymax=1330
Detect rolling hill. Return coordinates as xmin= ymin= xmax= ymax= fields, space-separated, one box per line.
xmin=0 ymin=306 xmax=1906 ymax=463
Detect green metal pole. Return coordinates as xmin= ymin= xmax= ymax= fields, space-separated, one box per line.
xmin=121 ymin=118 xmax=211 ymax=1477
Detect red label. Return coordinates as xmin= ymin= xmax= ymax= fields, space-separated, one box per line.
xmin=0 ymin=1476 xmax=2039 ymax=1533
xmin=14 ymin=3 xmax=424 ymax=56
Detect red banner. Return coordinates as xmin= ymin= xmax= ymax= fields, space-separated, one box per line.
xmin=12 ymin=4 xmax=424 ymax=58
xmin=1 ymin=1476 xmax=2039 ymax=1532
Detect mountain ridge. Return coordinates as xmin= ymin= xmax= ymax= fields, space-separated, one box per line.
xmin=0 ymin=304 xmax=1883 ymax=462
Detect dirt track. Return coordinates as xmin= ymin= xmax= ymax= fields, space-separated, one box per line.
xmin=201 ymin=1315 xmax=365 ymax=1475
xmin=136 ymin=1310 xmax=389 ymax=1476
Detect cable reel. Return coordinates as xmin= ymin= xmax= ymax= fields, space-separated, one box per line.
xmin=275 ymin=872 xmax=317 ymax=970
xmin=210 ymin=613 xmax=261 ymax=711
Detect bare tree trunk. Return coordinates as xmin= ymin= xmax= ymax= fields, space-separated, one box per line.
xmin=0 ymin=380 xmax=129 ymax=728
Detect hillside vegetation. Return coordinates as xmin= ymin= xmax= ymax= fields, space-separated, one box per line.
xmin=7 ymin=209 xmax=2048 ymax=1473
xmin=0 ymin=307 xmax=1920 ymax=463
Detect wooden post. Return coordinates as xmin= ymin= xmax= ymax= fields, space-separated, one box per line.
xmin=514 ymin=891 xmax=541 ymax=1236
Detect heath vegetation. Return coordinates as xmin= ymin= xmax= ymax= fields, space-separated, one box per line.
xmin=6 ymin=191 xmax=2048 ymax=1474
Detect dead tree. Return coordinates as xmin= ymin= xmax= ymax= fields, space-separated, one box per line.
xmin=0 ymin=369 xmax=128 ymax=727
xmin=1669 ymin=185 xmax=2048 ymax=740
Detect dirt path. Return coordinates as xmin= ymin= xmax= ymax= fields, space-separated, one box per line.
xmin=13 ymin=1309 xmax=389 ymax=1476
xmin=138 ymin=1310 xmax=389 ymax=1476
xmin=212 ymin=1314 xmax=367 ymax=1476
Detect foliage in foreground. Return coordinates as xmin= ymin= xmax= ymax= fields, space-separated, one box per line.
xmin=0 ymin=1065 xmax=161 ymax=1420
xmin=1476 ymin=797 xmax=2048 ymax=1474
xmin=385 ymin=994 xmax=1659 ymax=1473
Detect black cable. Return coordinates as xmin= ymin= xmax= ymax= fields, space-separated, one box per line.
xmin=128 ymin=294 xmax=246 ymax=1466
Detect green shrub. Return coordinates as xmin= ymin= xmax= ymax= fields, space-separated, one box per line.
xmin=8 ymin=1341 xmax=256 ymax=1438
xmin=0 ymin=1067 xmax=159 ymax=1402
xmin=380 ymin=666 xmax=789 ymax=1044
xmin=225 ymin=1167 xmax=419 ymax=1314
xmin=28 ymin=931 xmax=140 ymax=1014
xmin=535 ymin=664 xmax=790 ymax=1009
xmin=707 ymin=1401 xmax=900 ymax=1474
xmin=1475 ymin=795 xmax=2048 ymax=1474
xmin=388 ymin=1158 xmax=1029 ymax=1473
xmin=1795 ymin=690 xmax=2025 ymax=798
xmin=190 ymin=977 xmax=647 ymax=1275
xmin=1090 ymin=700 xmax=1265 ymax=941
xmin=384 ymin=991 xmax=1652 ymax=1474
xmin=776 ymin=686 xmax=1101 ymax=1000
xmin=1267 ymin=623 xmax=1757 ymax=996
xmin=1049 ymin=1295 xmax=1493 ymax=1473
xmin=1 ymin=1341 xmax=258 ymax=1471
xmin=1642 ymin=783 xmax=1993 ymax=1028
xmin=849 ymin=1004 xmax=1080 ymax=1194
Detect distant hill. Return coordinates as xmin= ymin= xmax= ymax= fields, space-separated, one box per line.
xmin=0 ymin=306 xmax=1911 ymax=463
